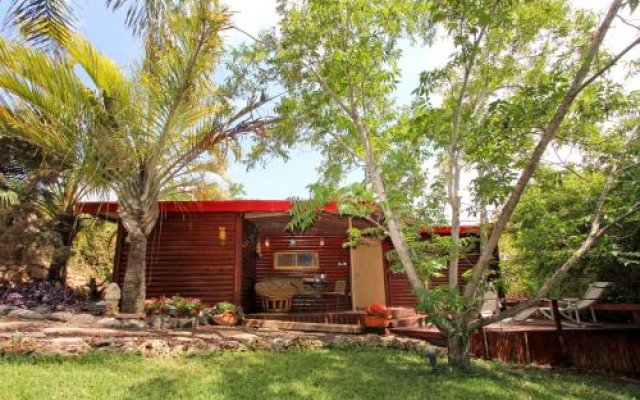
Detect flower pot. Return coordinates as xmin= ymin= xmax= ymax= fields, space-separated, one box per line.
xmin=363 ymin=315 xmax=390 ymax=328
xmin=212 ymin=312 xmax=238 ymax=326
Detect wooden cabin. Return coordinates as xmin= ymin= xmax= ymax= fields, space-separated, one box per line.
xmin=79 ymin=200 xmax=491 ymax=313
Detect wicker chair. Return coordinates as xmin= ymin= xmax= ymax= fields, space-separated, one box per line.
xmin=255 ymin=280 xmax=298 ymax=313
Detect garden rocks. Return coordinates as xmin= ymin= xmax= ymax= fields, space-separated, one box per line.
xmin=8 ymin=308 xmax=46 ymax=320
xmin=48 ymin=311 xmax=73 ymax=322
xmin=138 ymin=339 xmax=172 ymax=357
xmin=96 ymin=318 xmax=122 ymax=329
xmin=0 ymin=313 xmax=438 ymax=358
xmin=68 ymin=313 xmax=97 ymax=326
xmin=120 ymin=319 xmax=146 ymax=330
xmin=40 ymin=337 xmax=91 ymax=356
xmin=0 ymin=305 xmax=14 ymax=315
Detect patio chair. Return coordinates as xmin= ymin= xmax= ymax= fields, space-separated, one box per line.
xmin=538 ymin=282 xmax=612 ymax=324
xmin=480 ymin=291 xmax=500 ymax=319
xmin=322 ymin=279 xmax=349 ymax=310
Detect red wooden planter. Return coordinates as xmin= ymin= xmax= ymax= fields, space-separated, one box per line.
xmin=363 ymin=315 xmax=390 ymax=328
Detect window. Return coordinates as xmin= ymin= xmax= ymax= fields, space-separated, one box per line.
xmin=274 ymin=251 xmax=319 ymax=270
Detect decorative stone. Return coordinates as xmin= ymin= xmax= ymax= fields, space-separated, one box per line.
xmin=68 ymin=313 xmax=97 ymax=326
xmin=138 ymin=339 xmax=171 ymax=357
xmin=96 ymin=318 xmax=122 ymax=329
xmin=104 ymin=283 xmax=121 ymax=316
xmin=8 ymin=308 xmax=46 ymax=320
xmin=0 ymin=305 xmax=15 ymax=315
xmin=40 ymin=337 xmax=91 ymax=356
xmin=48 ymin=311 xmax=74 ymax=322
xmin=31 ymin=305 xmax=52 ymax=315
xmin=121 ymin=319 xmax=146 ymax=330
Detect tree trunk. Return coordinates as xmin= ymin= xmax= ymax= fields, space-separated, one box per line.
xmin=120 ymin=232 xmax=147 ymax=314
xmin=447 ymin=333 xmax=471 ymax=369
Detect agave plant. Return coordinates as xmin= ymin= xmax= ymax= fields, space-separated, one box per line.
xmin=0 ymin=0 xmax=274 ymax=313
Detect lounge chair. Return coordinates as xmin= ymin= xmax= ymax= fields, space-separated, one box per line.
xmin=510 ymin=282 xmax=612 ymax=324
xmin=480 ymin=291 xmax=500 ymax=319
xmin=539 ymin=282 xmax=611 ymax=324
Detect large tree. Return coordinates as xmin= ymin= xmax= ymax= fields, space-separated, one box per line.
xmin=0 ymin=0 xmax=274 ymax=313
xmin=260 ymin=0 xmax=640 ymax=368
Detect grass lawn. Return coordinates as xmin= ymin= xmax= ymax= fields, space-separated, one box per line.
xmin=0 ymin=348 xmax=638 ymax=400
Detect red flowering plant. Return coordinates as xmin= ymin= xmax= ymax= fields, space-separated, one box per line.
xmin=169 ymin=296 xmax=204 ymax=318
xmin=145 ymin=296 xmax=204 ymax=317
xmin=144 ymin=297 xmax=171 ymax=315
xmin=365 ymin=303 xmax=389 ymax=319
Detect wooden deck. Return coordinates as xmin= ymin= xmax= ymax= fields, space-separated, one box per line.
xmin=393 ymin=321 xmax=640 ymax=373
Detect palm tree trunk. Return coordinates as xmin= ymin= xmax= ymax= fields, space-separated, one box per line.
xmin=47 ymin=215 xmax=78 ymax=282
xmin=120 ymin=232 xmax=148 ymax=314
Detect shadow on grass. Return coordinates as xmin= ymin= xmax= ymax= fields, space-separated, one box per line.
xmin=1 ymin=349 xmax=639 ymax=400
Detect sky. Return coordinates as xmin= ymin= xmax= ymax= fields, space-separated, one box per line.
xmin=0 ymin=1 xmax=638 ymax=210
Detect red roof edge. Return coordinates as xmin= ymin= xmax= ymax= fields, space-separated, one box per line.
xmin=420 ymin=225 xmax=482 ymax=235
xmin=76 ymin=199 xmax=339 ymax=215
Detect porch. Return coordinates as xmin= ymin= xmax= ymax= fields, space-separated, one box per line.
xmin=242 ymin=212 xmax=389 ymax=314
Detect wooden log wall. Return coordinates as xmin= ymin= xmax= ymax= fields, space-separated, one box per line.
xmin=384 ymin=235 xmax=498 ymax=308
xmin=113 ymin=212 xmax=241 ymax=305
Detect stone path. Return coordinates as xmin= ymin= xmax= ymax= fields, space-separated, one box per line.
xmin=0 ymin=315 xmax=437 ymax=357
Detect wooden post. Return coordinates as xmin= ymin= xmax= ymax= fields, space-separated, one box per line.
xmin=233 ymin=214 xmax=243 ymax=307
xmin=551 ymin=299 xmax=568 ymax=366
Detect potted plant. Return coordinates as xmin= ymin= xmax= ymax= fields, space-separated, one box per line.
xmin=210 ymin=301 xmax=242 ymax=326
xmin=145 ymin=297 xmax=170 ymax=329
xmin=363 ymin=303 xmax=390 ymax=328
xmin=170 ymin=296 xmax=204 ymax=328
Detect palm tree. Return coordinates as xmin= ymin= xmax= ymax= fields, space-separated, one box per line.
xmin=0 ymin=0 xmax=273 ymax=313
xmin=3 ymin=0 xmax=166 ymax=46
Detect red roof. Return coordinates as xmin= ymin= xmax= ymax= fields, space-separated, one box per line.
xmin=76 ymin=200 xmax=338 ymax=215
xmin=76 ymin=200 xmax=480 ymax=234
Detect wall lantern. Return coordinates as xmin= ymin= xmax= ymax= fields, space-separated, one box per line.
xmin=289 ymin=239 xmax=296 ymax=247
xmin=218 ymin=226 xmax=226 ymax=244
xmin=319 ymin=238 xmax=325 ymax=246
xmin=264 ymin=238 xmax=270 ymax=248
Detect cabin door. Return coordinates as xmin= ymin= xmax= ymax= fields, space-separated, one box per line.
xmin=350 ymin=239 xmax=386 ymax=310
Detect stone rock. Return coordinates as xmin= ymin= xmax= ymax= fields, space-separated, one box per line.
xmin=174 ymin=318 xmax=195 ymax=329
xmin=96 ymin=318 xmax=122 ymax=329
xmin=104 ymin=283 xmax=121 ymax=316
xmin=40 ymin=337 xmax=91 ymax=356
xmin=68 ymin=313 xmax=97 ymax=326
xmin=138 ymin=339 xmax=171 ymax=357
xmin=0 ymin=304 xmax=15 ymax=316
xmin=121 ymin=319 xmax=146 ymax=330
xmin=8 ymin=308 xmax=46 ymax=320
xmin=31 ymin=305 xmax=52 ymax=314
xmin=48 ymin=311 xmax=73 ymax=322
xmin=328 ymin=335 xmax=356 ymax=348
xmin=222 ymin=340 xmax=248 ymax=352
xmin=294 ymin=336 xmax=324 ymax=350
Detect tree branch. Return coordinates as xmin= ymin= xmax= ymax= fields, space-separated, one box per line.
xmin=463 ymin=0 xmax=624 ymax=299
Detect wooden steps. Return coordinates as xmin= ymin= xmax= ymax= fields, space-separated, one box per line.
xmin=244 ymin=318 xmax=363 ymax=334
xmin=387 ymin=307 xmax=425 ymax=329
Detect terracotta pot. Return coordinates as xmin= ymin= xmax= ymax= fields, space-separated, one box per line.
xmin=363 ymin=315 xmax=390 ymax=328
xmin=212 ymin=312 xmax=238 ymax=326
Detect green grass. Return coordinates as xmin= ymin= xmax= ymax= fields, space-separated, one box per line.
xmin=0 ymin=349 xmax=638 ymax=400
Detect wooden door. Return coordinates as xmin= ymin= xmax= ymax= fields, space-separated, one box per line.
xmin=350 ymin=239 xmax=386 ymax=310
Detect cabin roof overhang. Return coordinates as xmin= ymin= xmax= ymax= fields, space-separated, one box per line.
xmin=76 ymin=199 xmax=481 ymax=235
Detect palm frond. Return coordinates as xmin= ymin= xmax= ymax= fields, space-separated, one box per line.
xmin=4 ymin=0 xmax=75 ymax=47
